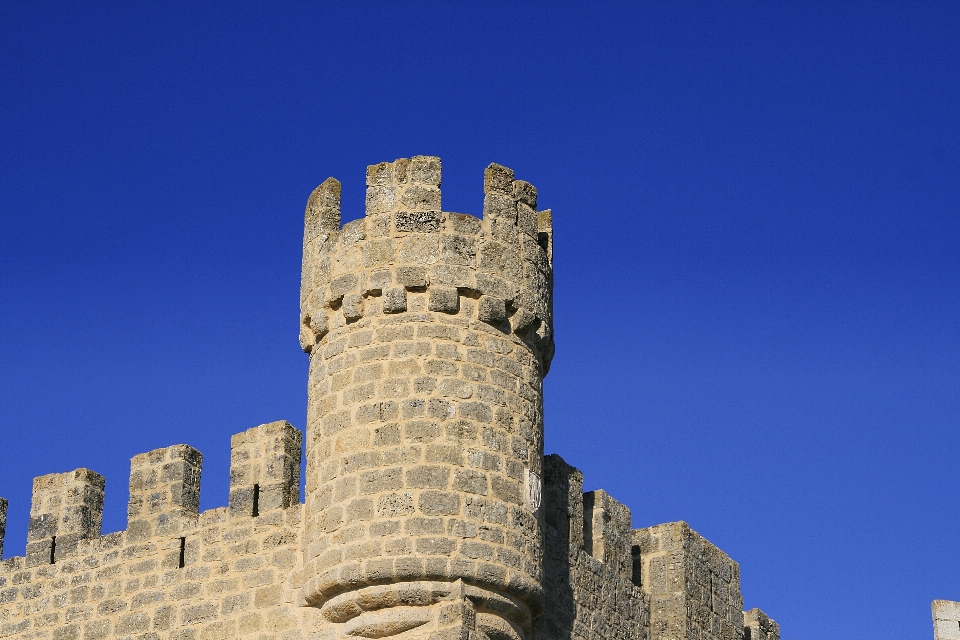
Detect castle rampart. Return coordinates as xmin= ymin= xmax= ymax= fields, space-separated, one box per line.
xmin=0 ymin=158 xmax=780 ymax=640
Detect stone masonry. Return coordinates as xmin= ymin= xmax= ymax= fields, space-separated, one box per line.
xmin=0 ymin=158 xmax=779 ymax=640
xmin=934 ymin=601 xmax=960 ymax=640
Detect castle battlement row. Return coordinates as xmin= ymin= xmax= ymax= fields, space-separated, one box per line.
xmin=0 ymin=158 xmax=780 ymax=640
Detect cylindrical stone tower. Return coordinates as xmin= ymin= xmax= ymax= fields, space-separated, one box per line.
xmin=299 ymin=157 xmax=554 ymax=640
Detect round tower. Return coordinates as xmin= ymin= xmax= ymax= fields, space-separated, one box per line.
xmin=299 ymin=157 xmax=553 ymax=640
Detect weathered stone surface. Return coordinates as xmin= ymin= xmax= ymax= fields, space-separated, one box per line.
xmin=229 ymin=421 xmax=301 ymax=518
xmin=634 ymin=521 xmax=745 ymax=640
xmin=383 ymin=287 xmax=408 ymax=314
xmin=744 ymin=608 xmax=780 ymax=640
xmin=127 ymin=444 xmax=201 ymax=541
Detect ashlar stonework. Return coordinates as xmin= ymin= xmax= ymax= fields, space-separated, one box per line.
xmin=0 ymin=157 xmax=780 ymax=640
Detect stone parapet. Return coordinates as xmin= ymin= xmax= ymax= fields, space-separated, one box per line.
xmin=743 ymin=608 xmax=779 ymax=640
xmin=538 ymin=455 xmax=649 ymax=640
xmin=229 ymin=421 xmax=302 ymax=518
xmin=25 ymin=468 xmax=105 ymax=567
xmin=634 ymin=522 xmax=744 ymax=640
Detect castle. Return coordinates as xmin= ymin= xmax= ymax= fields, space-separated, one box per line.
xmin=0 ymin=157 xmax=782 ymax=640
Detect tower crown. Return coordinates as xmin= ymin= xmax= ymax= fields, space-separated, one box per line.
xmin=299 ymin=156 xmax=554 ymax=376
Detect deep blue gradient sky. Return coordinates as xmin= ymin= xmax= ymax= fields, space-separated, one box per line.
xmin=1 ymin=3 xmax=958 ymax=638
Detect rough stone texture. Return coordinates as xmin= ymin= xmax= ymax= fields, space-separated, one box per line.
xmin=0 ymin=158 xmax=781 ymax=640
xmin=743 ymin=608 xmax=779 ymax=640
xmin=634 ymin=522 xmax=744 ymax=640
xmin=26 ymin=469 xmax=105 ymax=568
xmin=538 ymin=455 xmax=649 ymax=640
xmin=0 ymin=499 xmax=6 ymax=561
xmin=127 ymin=445 xmax=201 ymax=543
xmin=934 ymin=600 xmax=960 ymax=640
xmin=229 ymin=421 xmax=302 ymax=518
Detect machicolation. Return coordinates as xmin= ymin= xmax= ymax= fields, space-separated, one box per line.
xmin=0 ymin=157 xmax=780 ymax=640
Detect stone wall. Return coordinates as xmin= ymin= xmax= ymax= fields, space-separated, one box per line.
xmin=538 ymin=455 xmax=649 ymax=640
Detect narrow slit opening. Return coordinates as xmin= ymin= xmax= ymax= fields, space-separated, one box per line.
xmin=49 ymin=536 xmax=56 ymax=564
xmin=252 ymin=484 xmax=260 ymax=517
xmin=178 ymin=537 xmax=186 ymax=568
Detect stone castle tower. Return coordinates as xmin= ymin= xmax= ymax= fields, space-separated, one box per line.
xmin=0 ymin=157 xmax=780 ymax=640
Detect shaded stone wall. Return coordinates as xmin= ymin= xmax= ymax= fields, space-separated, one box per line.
xmin=538 ymin=455 xmax=649 ymax=640
xmin=743 ymin=608 xmax=779 ymax=640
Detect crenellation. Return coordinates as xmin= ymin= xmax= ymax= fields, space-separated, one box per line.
xmin=26 ymin=469 xmax=105 ymax=567
xmin=0 ymin=157 xmax=788 ymax=640
xmin=583 ymin=490 xmax=633 ymax=581
xmin=127 ymin=445 xmax=202 ymax=543
xmin=229 ymin=421 xmax=303 ymax=519
xmin=634 ymin=521 xmax=744 ymax=640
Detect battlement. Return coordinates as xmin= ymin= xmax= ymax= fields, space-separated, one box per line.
xmin=300 ymin=157 xmax=554 ymax=374
xmin=0 ymin=159 xmax=786 ymax=640
xmin=0 ymin=421 xmax=302 ymax=572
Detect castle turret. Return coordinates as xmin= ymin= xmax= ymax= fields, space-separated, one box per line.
xmin=299 ymin=157 xmax=554 ymax=640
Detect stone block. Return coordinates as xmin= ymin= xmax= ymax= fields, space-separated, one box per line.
xmin=400 ymin=186 xmax=441 ymax=212
xmin=396 ymin=210 xmax=443 ymax=233
xmin=483 ymin=163 xmax=514 ymax=196
xmin=382 ymin=287 xmax=408 ymax=314
xmin=934 ymin=601 xmax=960 ymax=640
xmin=428 ymin=286 xmax=460 ymax=314
xmin=396 ymin=265 xmax=428 ymax=288
xmin=408 ymin=155 xmax=442 ymax=185
xmin=478 ymin=296 xmax=506 ymax=324
xmin=342 ymin=293 xmax=364 ymax=321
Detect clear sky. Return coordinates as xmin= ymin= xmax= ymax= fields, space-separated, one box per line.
xmin=1 ymin=3 xmax=958 ymax=638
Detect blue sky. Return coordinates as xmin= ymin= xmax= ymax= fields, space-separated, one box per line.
xmin=1 ymin=3 xmax=958 ymax=638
